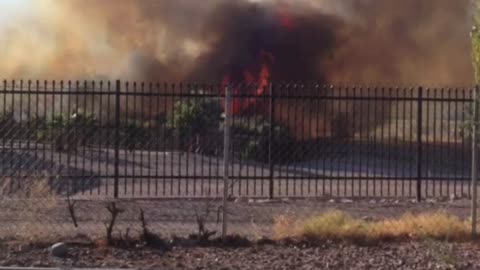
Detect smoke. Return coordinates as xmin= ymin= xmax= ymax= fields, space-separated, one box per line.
xmin=0 ymin=0 xmax=474 ymax=139
xmin=0 ymin=0 xmax=473 ymax=85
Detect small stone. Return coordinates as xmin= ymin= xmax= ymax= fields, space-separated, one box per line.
xmin=449 ymin=193 xmax=457 ymax=201
xmin=248 ymin=199 xmax=255 ymax=204
xmin=341 ymin=199 xmax=354 ymax=204
xmin=17 ymin=244 xmax=28 ymax=253
xmin=328 ymin=199 xmax=336 ymax=203
xmin=369 ymin=199 xmax=377 ymax=204
xmin=380 ymin=199 xmax=387 ymax=204
xmin=50 ymin=242 xmax=68 ymax=257
xmin=394 ymin=200 xmax=400 ymax=204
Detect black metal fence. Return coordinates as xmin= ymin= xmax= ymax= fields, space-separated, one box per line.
xmin=0 ymin=80 xmax=475 ymax=199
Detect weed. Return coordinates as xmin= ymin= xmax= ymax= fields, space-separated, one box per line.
xmin=139 ymin=208 xmax=165 ymax=247
xmin=190 ymin=200 xmax=220 ymax=242
xmin=104 ymin=201 xmax=124 ymax=245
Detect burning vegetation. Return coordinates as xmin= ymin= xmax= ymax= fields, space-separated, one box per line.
xmin=0 ymin=0 xmax=475 ymax=139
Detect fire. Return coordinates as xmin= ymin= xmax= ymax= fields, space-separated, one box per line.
xmin=222 ymin=52 xmax=272 ymax=115
xmin=279 ymin=6 xmax=295 ymax=30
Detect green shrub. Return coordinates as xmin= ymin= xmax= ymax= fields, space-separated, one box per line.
xmin=240 ymin=122 xmax=294 ymax=163
xmin=0 ymin=111 xmax=16 ymax=137
xmin=122 ymin=120 xmax=148 ymax=151
xmin=168 ymin=95 xmax=223 ymax=153
xmin=37 ymin=111 xmax=97 ymax=151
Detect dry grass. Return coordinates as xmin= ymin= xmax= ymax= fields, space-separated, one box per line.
xmin=274 ymin=210 xmax=475 ymax=242
xmin=1 ymin=177 xmax=61 ymax=243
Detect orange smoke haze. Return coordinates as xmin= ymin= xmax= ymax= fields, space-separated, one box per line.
xmin=0 ymin=0 xmax=474 ymax=86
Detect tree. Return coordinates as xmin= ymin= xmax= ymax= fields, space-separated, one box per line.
xmin=472 ymin=0 xmax=480 ymax=82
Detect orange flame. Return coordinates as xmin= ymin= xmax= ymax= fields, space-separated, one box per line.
xmin=279 ymin=3 xmax=295 ymax=30
xmin=222 ymin=52 xmax=272 ymax=115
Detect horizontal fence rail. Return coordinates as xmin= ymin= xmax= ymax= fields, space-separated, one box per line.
xmin=0 ymin=80 xmax=477 ymax=199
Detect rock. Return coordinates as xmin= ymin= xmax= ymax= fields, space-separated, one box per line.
xmin=426 ymin=198 xmax=437 ymax=204
xmin=173 ymin=238 xmax=197 ymax=248
xmin=379 ymin=199 xmax=387 ymax=204
xmin=341 ymin=199 xmax=354 ymax=204
xmin=256 ymin=199 xmax=272 ymax=204
xmin=234 ymin=197 xmax=249 ymax=203
xmin=449 ymin=193 xmax=457 ymax=201
xmin=281 ymin=198 xmax=291 ymax=203
xmin=328 ymin=199 xmax=336 ymax=203
xmin=17 ymin=244 xmax=29 ymax=253
xmin=248 ymin=199 xmax=255 ymax=204
xmin=437 ymin=196 xmax=449 ymax=202
xmin=255 ymin=199 xmax=282 ymax=204
xmin=362 ymin=216 xmax=373 ymax=222
xmin=369 ymin=199 xmax=377 ymax=204
xmin=50 ymin=242 xmax=68 ymax=257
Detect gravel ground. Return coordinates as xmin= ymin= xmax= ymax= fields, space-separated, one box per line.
xmin=1 ymin=241 xmax=480 ymax=269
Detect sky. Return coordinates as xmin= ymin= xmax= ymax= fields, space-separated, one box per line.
xmin=0 ymin=0 xmax=32 ymax=27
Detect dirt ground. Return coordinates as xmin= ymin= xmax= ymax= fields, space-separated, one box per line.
xmin=1 ymin=198 xmax=480 ymax=269
xmin=0 ymin=197 xmax=476 ymax=240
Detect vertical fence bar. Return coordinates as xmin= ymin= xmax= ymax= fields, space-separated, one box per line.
xmin=106 ymin=81 xmax=112 ymax=195
xmin=222 ymin=85 xmax=231 ymax=239
xmin=114 ymin=80 xmax=121 ymax=199
xmin=268 ymin=83 xmax=275 ymax=199
xmin=416 ymin=86 xmax=423 ymax=201
xmin=471 ymin=85 xmax=479 ymax=238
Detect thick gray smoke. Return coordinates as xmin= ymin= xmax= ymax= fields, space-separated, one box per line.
xmin=0 ymin=0 xmax=473 ymax=85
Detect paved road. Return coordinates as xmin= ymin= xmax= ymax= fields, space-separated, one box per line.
xmin=0 ymin=141 xmax=471 ymax=198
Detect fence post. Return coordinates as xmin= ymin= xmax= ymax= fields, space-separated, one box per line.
xmin=114 ymin=80 xmax=121 ymax=199
xmin=416 ymin=86 xmax=423 ymax=202
xmin=268 ymin=83 xmax=275 ymax=199
xmin=222 ymin=85 xmax=232 ymax=239
xmin=471 ymin=85 xmax=479 ymax=238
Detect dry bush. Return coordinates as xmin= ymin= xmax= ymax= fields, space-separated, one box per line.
xmin=370 ymin=212 xmax=470 ymax=241
xmin=301 ymin=211 xmax=369 ymax=241
xmin=273 ymin=214 xmax=298 ymax=239
xmin=274 ymin=210 xmax=474 ymax=243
